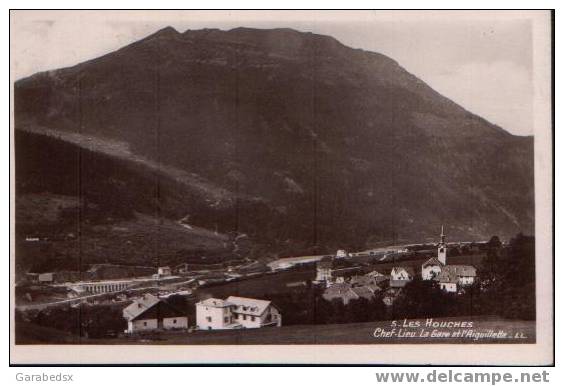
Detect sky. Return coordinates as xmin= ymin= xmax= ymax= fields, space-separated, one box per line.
xmin=10 ymin=10 xmax=548 ymax=136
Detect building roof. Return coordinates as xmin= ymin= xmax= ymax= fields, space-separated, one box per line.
xmin=436 ymin=271 xmax=459 ymax=284
xmin=123 ymin=294 xmax=161 ymax=320
xmin=198 ymin=298 xmax=234 ymax=308
xmin=422 ymin=257 xmax=444 ymax=268
xmin=123 ymin=294 xmax=185 ymax=321
xmin=351 ymin=286 xmax=377 ymax=300
xmin=391 ymin=266 xmax=415 ymax=277
xmin=323 ymin=283 xmax=380 ymax=304
xmin=442 ymin=265 xmax=477 ymax=277
xmin=323 ymin=283 xmax=359 ymax=303
xmin=325 ymin=282 xmax=349 ymax=291
xmin=364 ymin=283 xmax=383 ymax=293
xmin=324 ymin=283 xmax=355 ymax=296
xmin=226 ymin=296 xmax=272 ymax=316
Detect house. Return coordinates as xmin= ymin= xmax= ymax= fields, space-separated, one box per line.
xmin=436 ymin=271 xmax=459 ymax=293
xmin=195 ymin=298 xmax=240 ymax=330
xmin=443 ymin=265 xmax=477 ymax=285
xmin=331 ymin=267 xmax=365 ymax=283
xmin=390 ymin=266 xmax=414 ymax=281
xmin=389 ymin=266 xmax=414 ymax=288
xmin=335 ymin=249 xmax=348 ymax=258
xmin=227 ymin=296 xmax=282 ymax=328
xmin=195 ymin=296 xmax=281 ymax=330
xmin=435 ymin=267 xmax=477 ymax=292
xmin=38 ymin=272 xmax=54 ymax=283
xmin=437 ymin=265 xmax=477 ymax=292
xmin=122 ymin=294 xmax=188 ymax=334
xmin=25 ymin=272 xmax=39 ymax=283
xmin=421 ymin=257 xmax=444 ymax=280
xmin=157 ymin=266 xmax=172 ymax=276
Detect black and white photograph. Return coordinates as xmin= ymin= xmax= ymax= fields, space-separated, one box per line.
xmin=9 ymin=9 xmax=553 ymax=365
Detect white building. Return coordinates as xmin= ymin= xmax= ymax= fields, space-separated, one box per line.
xmin=390 ymin=266 xmax=414 ymax=281
xmin=196 ymin=296 xmax=281 ymax=330
xmin=122 ymin=293 xmax=188 ymax=333
xmin=390 ymin=266 xmax=414 ymax=288
xmin=335 ymin=249 xmax=348 ymax=259
xmin=158 ymin=266 xmax=172 ymax=276
xmin=421 ymin=257 xmax=444 ymax=280
xmin=195 ymin=298 xmax=239 ymax=330
xmin=38 ymin=272 xmax=54 ymax=283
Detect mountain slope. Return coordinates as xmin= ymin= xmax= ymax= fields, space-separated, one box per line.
xmin=15 ymin=27 xmax=534 ymax=260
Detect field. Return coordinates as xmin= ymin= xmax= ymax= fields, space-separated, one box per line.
xmin=196 ymin=269 xmax=315 ymax=299
xmin=16 ymin=316 xmax=534 ymax=345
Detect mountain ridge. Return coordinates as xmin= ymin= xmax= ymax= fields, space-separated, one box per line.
xmin=15 ymin=27 xmax=534 ymax=264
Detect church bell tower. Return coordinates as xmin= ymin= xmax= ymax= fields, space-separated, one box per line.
xmin=437 ymin=225 xmax=447 ymax=265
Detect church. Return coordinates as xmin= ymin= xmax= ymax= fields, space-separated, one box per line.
xmin=420 ymin=226 xmax=477 ymax=293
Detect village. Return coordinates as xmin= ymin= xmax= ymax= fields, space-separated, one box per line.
xmin=14 ymin=226 xmax=496 ymax=341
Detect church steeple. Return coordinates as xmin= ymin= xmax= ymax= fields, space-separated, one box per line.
xmin=438 ymin=225 xmax=447 ymax=265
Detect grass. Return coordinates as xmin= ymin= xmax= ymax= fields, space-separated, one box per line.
xmin=16 ymin=195 xmax=231 ymax=271
xmin=196 ymin=269 xmax=315 ymax=299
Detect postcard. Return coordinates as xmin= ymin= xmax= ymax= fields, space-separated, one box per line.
xmin=10 ymin=10 xmax=553 ymax=365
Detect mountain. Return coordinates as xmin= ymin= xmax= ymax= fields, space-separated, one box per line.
xmin=14 ymin=27 xmax=534 ymax=267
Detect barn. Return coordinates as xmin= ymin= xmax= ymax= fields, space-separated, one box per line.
xmin=122 ymin=293 xmax=188 ymax=333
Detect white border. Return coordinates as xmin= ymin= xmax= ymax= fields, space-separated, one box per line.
xmin=7 ymin=7 xmax=554 ymax=366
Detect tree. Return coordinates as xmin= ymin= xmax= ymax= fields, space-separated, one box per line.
xmin=479 ymin=234 xmax=535 ymax=320
xmin=487 ymin=235 xmax=502 ymax=250
xmin=391 ymin=277 xmax=456 ymax=319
